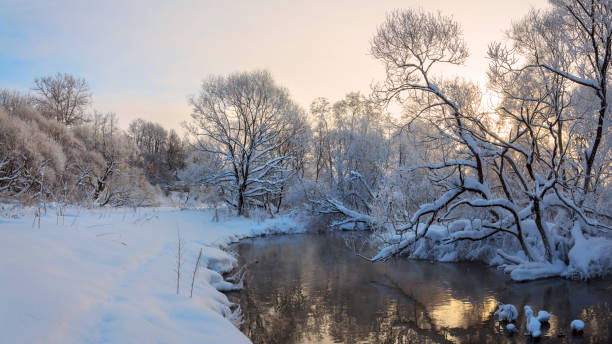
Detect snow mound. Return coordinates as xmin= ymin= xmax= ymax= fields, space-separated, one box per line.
xmin=570 ymin=319 xmax=584 ymax=333
xmin=564 ymin=223 xmax=612 ymax=279
xmin=373 ymin=220 xmax=612 ymax=281
xmin=537 ymin=310 xmax=550 ymax=322
xmin=494 ymin=303 xmax=518 ymax=321
xmin=524 ymin=306 xmax=541 ymax=338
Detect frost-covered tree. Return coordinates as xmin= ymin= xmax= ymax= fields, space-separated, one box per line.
xmin=361 ymin=6 xmax=611 ymax=280
xmin=0 ymin=106 xmax=66 ymax=198
xmin=32 ymin=73 xmax=91 ymax=126
xmin=310 ymin=97 xmax=333 ymax=183
xmin=1 ymin=85 xmax=161 ymax=207
xmin=1 ymin=93 xmax=102 ymax=204
xmin=503 ymin=0 xmax=612 ymax=205
xmin=187 ymin=70 xmax=306 ymax=216
xmin=307 ymin=92 xmax=413 ymax=231
xmin=0 ymin=89 xmax=33 ymax=113
xmin=74 ymin=112 xmax=157 ymax=206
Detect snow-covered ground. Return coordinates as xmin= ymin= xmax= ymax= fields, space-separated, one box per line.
xmin=0 ymin=204 xmax=305 ymax=343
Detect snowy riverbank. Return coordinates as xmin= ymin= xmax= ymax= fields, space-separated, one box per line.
xmin=0 ymin=204 xmax=305 ymax=343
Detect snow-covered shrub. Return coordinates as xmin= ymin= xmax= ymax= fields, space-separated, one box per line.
xmin=0 ymin=106 xmax=67 ymax=197
xmin=1 ymin=91 xmax=159 ymax=208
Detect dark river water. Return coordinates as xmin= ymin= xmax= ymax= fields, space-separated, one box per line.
xmin=228 ymin=233 xmax=612 ymax=344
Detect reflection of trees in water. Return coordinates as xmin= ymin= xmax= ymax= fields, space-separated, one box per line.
xmin=240 ymin=273 xmax=456 ymax=344
xmin=580 ymin=302 xmax=612 ymax=344
xmin=240 ymin=283 xmax=312 ymax=343
xmin=233 ymin=235 xmax=612 ymax=344
xmin=236 ymin=236 xmax=475 ymax=343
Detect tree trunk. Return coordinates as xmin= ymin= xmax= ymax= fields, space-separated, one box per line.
xmin=533 ymin=198 xmax=553 ymax=262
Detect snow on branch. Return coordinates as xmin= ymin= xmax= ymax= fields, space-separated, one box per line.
xmin=539 ymin=63 xmax=601 ymax=90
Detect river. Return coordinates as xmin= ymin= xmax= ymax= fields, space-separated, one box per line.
xmin=228 ymin=233 xmax=611 ymax=344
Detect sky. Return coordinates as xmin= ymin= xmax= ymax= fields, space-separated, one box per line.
xmin=0 ymin=0 xmax=549 ymax=131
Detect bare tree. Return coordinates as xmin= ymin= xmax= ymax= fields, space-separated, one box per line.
xmin=0 ymin=89 xmax=33 ymax=113
xmin=166 ymin=129 xmax=186 ymax=174
xmin=128 ymin=119 xmax=168 ymax=155
xmin=310 ymin=98 xmax=333 ymax=183
xmin=32 ymin=73 xmax=91 ymax=126
xmin=187 ymin=70 xmax=306 ymax=216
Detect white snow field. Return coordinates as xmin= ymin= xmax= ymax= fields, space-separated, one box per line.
xmin=0 ymin=205 xmax=304 ymax=343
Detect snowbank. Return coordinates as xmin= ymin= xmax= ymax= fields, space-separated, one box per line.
xmin=371 ymin=220 xmax=612 ymax=281
xmin=0 ymin=205 xmax=305 ymax=343
xmin=564 ymin=222 xmax=612 ymax=279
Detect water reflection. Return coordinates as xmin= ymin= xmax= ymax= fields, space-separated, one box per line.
xmin=229 ymin=233 xmax=612 ymax=344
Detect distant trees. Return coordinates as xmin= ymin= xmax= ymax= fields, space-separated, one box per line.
xmin=128 ymin=119 xmax=168 ymax=156
xmin=0 ymin=89 xmax=32 ymax=113
xmin=73 ymin=112 xmax=155 ymax=206
xmin=166 ymin=130 xmax=187 ymax=173
xmin=127 ymin=118 xmax=186 ymax=185
xmin=32 ymin=73 xmax=91 ymax=126
xmin=187 ymin=70 xmax=306 ymax=216
xmin=307 ymin=92 xmax=394 ymax=227
xmin=0 ymin=71 xmax=190 ymax=207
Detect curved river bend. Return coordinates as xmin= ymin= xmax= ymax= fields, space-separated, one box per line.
xmin=228 ymin=233 xmax=611 ymax=344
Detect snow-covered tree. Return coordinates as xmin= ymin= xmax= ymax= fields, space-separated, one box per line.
xmin=187 ymin=70 xmax=306 ymax=216
xmin=362 ymin=6 xmax=611 ymax=280
xmin=0 ymin=94 xmax=102 ymax=204
xmin=1 ymin=84 xmax=167 ymax=207
xmin=74 ymin=112 xmax=157 ymax=206
xmin=307 ymin=92 xmax=398 ymax=229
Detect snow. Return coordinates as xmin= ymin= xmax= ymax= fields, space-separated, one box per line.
xmin=372 ymin=217 xmax=612 ymax=281
xmin=524 ymin=306 xmax=541 ymax=338
xmin=564 ymin=222 xmax=612 ymax=279
xmin=0 ymin=205 xmax=305 ymax=343
xmin=537 ymin=310 xmax=550 ymax=322
xmin=494 ymin=303 xmax=518 ymax=321
xmin=506 ymin=323 xmax=517 ymax=332
xmin=508 ymin=260 xmax=567 ymax=282
xmin=539 ymin=63 xmax=601 ymax=90
xmin=570 ymin=319 xmax=584 ymax=332
xmin=425 ymin=159 xmax=478 ymax=169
